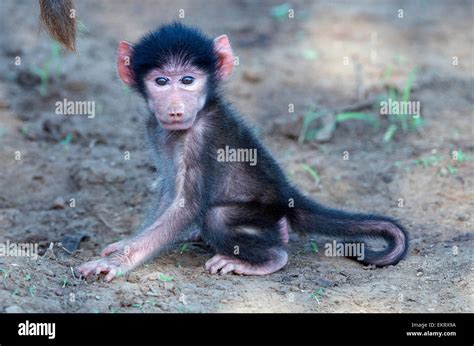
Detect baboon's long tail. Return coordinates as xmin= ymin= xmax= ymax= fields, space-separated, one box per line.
xmin=39 ymin=0 xmax=76 ymax=51
xmin=287 ymin=192 xmax=408 ymax=266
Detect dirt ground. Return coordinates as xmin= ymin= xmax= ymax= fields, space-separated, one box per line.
xmin=0 ymin=0 xmax=472 ymax=313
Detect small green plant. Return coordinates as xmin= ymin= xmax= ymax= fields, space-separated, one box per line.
xmin=382 ymin=66 xmax=420 ymax=141
xmin=310 ymin=288 xmax=325 ymax=304
xmin=146 ymin=300 xmax=159 ymax=307
xmin=310 ymin=241 xmax=319 ymax=253
xmin=60 ymin=133 xmax=73 ymax=147
xmin=302 ymin=49 xmax=319 ymax=61
xmin=31 ymin=40 xmax=62 ymax=96
xmin=415 ymin=153 xmax=442 ymax=168
xmin=300 ymin=163 xmax=320 ymax=184
xmin=396 ymin=149 xmax=473 ymax=177
xmin=383 ymin=124 xmax=398 ymax=143
xmin=28 ymin=285 xmax=36 ymax=297
xmin=446 ymin=165 xmax=458 ymax=175
xmin=158 ymin=273 xmax=173 ymax=282
xmin=20 ymin=126 xmax=29 ymax=135
xmin=180 ymin=243 xmax=189 ymax=254
xmin=299 ymin=65 xmax=421 ymax=143
xmin=177 ymin=306 xmax=191 ymax=313
xmin=0 ymin=268 xmax=11 ymax=279
xmin=453 ymin=150 xmax=466 ymax=163
xmin=131 ymin=303 xmax=145 ymax=312
xmin=299 ymin=107 xmax=324 ymax=143
xmin=271 ymin=3 xmax=291 ymax=20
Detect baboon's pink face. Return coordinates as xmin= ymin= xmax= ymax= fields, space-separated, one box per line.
xmin=143 ymin=66 xmax=207 ymax=130
xmin=117 ymin=34 xmax=234 ymax=131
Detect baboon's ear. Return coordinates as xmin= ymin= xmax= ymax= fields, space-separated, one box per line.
xmin=213 ymin=35 xmax=234 ymax=80
xmin=117 ymin=41 xmax=134 ymax=86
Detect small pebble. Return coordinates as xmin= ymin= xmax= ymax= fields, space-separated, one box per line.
xmin=41 ymin=267 xmax=55 ymax=277
xmin=52 ymin=197 xmax=66 ymax=209
xmin=5 ymin=305 xmax=23 ymax=313
xmin=127 ymin=272 xmax=140 ymax=283
xmin=242 ymin=70 xmax=262 ymax=83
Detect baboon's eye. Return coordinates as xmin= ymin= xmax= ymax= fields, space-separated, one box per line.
xmin=155 ymin=77 xmax=169 ymax=86
xmin=181 ymin=76 xmax=195 ymax=85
